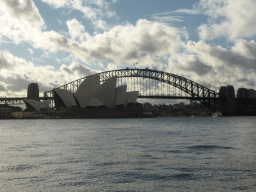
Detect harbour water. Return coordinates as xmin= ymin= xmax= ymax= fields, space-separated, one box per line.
xmin=0 ymin=117 xmax=256 ymax=191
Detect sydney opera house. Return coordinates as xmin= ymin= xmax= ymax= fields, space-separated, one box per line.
xmin=23 ymin=74 xmax=142 ymax=118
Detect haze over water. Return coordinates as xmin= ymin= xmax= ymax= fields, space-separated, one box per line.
xmin=0 ymin=117 xmax=256 ymax=191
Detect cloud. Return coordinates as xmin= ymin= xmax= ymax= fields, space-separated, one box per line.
xmin=93 ymin=20 xmax=107 ymax=29
xmin=174 ymin=9 xmax=201 ymax=15
xmin=3 ymin=0 xmax=256 ymax=96
xmin=0 ymin=50 xmax=97 ymax=97
xmin=84 ymin=19 xmax=185 ymax=66
xmin=39 ymin=0 xmax=69 ymax=8
xmin=28 ymin=48 xmax=34 ymax=54
xmin=66 ymin=19 xmax=90 ymax=43
xmin=231 ymin=39 xmax=256 ymax=60
xmin=0 ymin=3 xmax=91 ymax=63
xmin=0 ymin=1 xmax=88 ymax=63
xmin=167 ymin=40 xmax=256 ymax=91
xmin=40 ymin=0 xmax=116 ymax=20
xmin=0 ymin=0 xmax=186 ymax=68
xmin=0 ymin=50 xmax=16 ymax=69
xmin=107 ymin=63 xmax=118 ymax=71
xmin=152 ymin=12 xmax=185 ymax=23
xmin=67 ymin=19 xmax=85 ymax=39
xmin=176 ymin=55 xmax=214 ymax=76
xmin=0 ymin=82 xmax=7 ymax=92
xmin=186 ymin=41 xmax=256 ymax=73
xmin=0 ymin=0 xmax=45 ymax=44
xmin=168 ymin=0 xmax=256 ymax=41
xmin=197 ymin=0 xmax=256 ymax=40
xmin=60 ymin=61 xmax=97 ymax=78
xmin=40 ymin=0 xmax=117 ymax=31
xmin=0 ymin=0 xmax=44 ymax=27
xmin=152 ymin=6 xmax=201 ymax=23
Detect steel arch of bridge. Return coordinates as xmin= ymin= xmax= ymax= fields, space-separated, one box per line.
xmin=46 ymin=68 xmax=219 ymax=111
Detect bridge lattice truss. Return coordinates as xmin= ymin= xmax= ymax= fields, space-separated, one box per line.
xmin=46 ymin=68 xmax=219 ymax=111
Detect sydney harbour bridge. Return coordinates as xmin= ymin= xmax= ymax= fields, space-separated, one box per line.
xmin=0 ymin=68 xmax=220 ymax=112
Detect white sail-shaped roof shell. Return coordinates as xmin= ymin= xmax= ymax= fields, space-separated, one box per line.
xmin=74 ymin=93 xmax=92 ymax=108
xmin=24 ymin=99 xmax=50 ymax=111
xmin=74 ymin=74 xmax=100 ymax=108
xmin=115 ymin=85 xmax=127 ymax=106
xmin=87 ymin=98 xmax=104 ymax=107
xmin=42 ymin=100 xmax=51 ymax=108
xmin=76 ymin=74 xmax=100 ymax=95
xmin=54 ymin=89 xmax=77 ymax=108
xmin=93 ymin=76 xmax=117 ymax=108
xmin=24 ymin=99 xmax=42 ymax=111
xmin=126 ymin=91 xmax=139 ymax=104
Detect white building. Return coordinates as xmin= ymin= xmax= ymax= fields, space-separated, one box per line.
xmin=24 ymin=75 xmax=139 ymax=111
xmin=53 ymin=89 xmax=77 ymax=108
xmin=24 ymin=99 xmax=51 ymax=111
xmin=74 ymin=74 xmax=100 ymax=108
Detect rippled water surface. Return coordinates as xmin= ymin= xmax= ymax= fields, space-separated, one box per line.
xmin=0 ymin=117 xmax=256 ymax=191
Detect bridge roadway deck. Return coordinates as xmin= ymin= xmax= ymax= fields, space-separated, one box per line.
xmin=0 ymin=97 xmax=54 ymax=105
xmin=138 ymin=96 xmax=221 ymax=100
xmin=0 ymin=96 xmax=218 ymax=102
xmin=1 ymin=96 xmax=255 ymax=105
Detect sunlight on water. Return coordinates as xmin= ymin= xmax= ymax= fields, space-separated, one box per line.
xmin=0 ymin=117 xmax=256 ymax=191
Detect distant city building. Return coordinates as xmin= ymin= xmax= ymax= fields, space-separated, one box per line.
xmin=218 ymin=85 xmax=235 ymax=114
xmin=23 ymin=99 xmax=51 ymax=111
xmin=249 ymin=89 xmax=256 ymax=98
xmin=219 ymin=85 xmax=235 ymax=98
xmin=143 ymin=102 xmax=151 ymax=112
xmin=190 ymin=100 xmax=197 ymax=106
xmin=237 ymin=88 xmax=246 ymax=98
xmin=0 ymin=104 xmax=22 ymax=113
xmin=226 ymin=86 xmax=235 ymax=98
xmin=27 ymin=83 xmax=39 ymax=101
xmin=237 ymin=88 xmax=256 ymax=99
xmin=180 ymin=102 xmax=185 ymax=106
xmin=219 ymin=86 xmax=227 ymax=98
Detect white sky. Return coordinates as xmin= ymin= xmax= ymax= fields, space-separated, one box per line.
xmin=1 ymin=0 xmax=256 ymax=105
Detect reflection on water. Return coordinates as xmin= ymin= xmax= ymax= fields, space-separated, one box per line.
xmin=0 ymin=117 xmax=256 ymax=191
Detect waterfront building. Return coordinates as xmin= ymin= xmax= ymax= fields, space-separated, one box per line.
xmin=53 ymin=89 xmax=77 ymax=108
xmin=23 ymin=99 xmax=51 ymax=111
xmin=143 ymin=102 xmax=151 ymax=112
xmin=219 ymin=86 xmax=227 ymax=98
xmin=92 ymin=76 xmax=117 ymax=108
xmin=237 ymin=88 xmax=246 ymax=98
xmin=126 ymin=91 xmax=139 ymax=105
xmin=27 ymin=83 xmax=39 ymax=101
xmin=226 ymin=86 xmax=235 ymax=98
xmin=237 ymin=88 xmax=256 ymax=99
xmin=190 ymin=100 xmax=197 ymax=106
xmin=249 ymin=89 xmax=256 ymax=98
xmin=218 ymin=85 xmax=235 ymax=114
xmin=73 ymin=74 xmax=100 ymax=108
xmin=24 ymin=75 xmax=139 ymax=111
xmin=115 ymin=85 xmax=127 ymax=107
